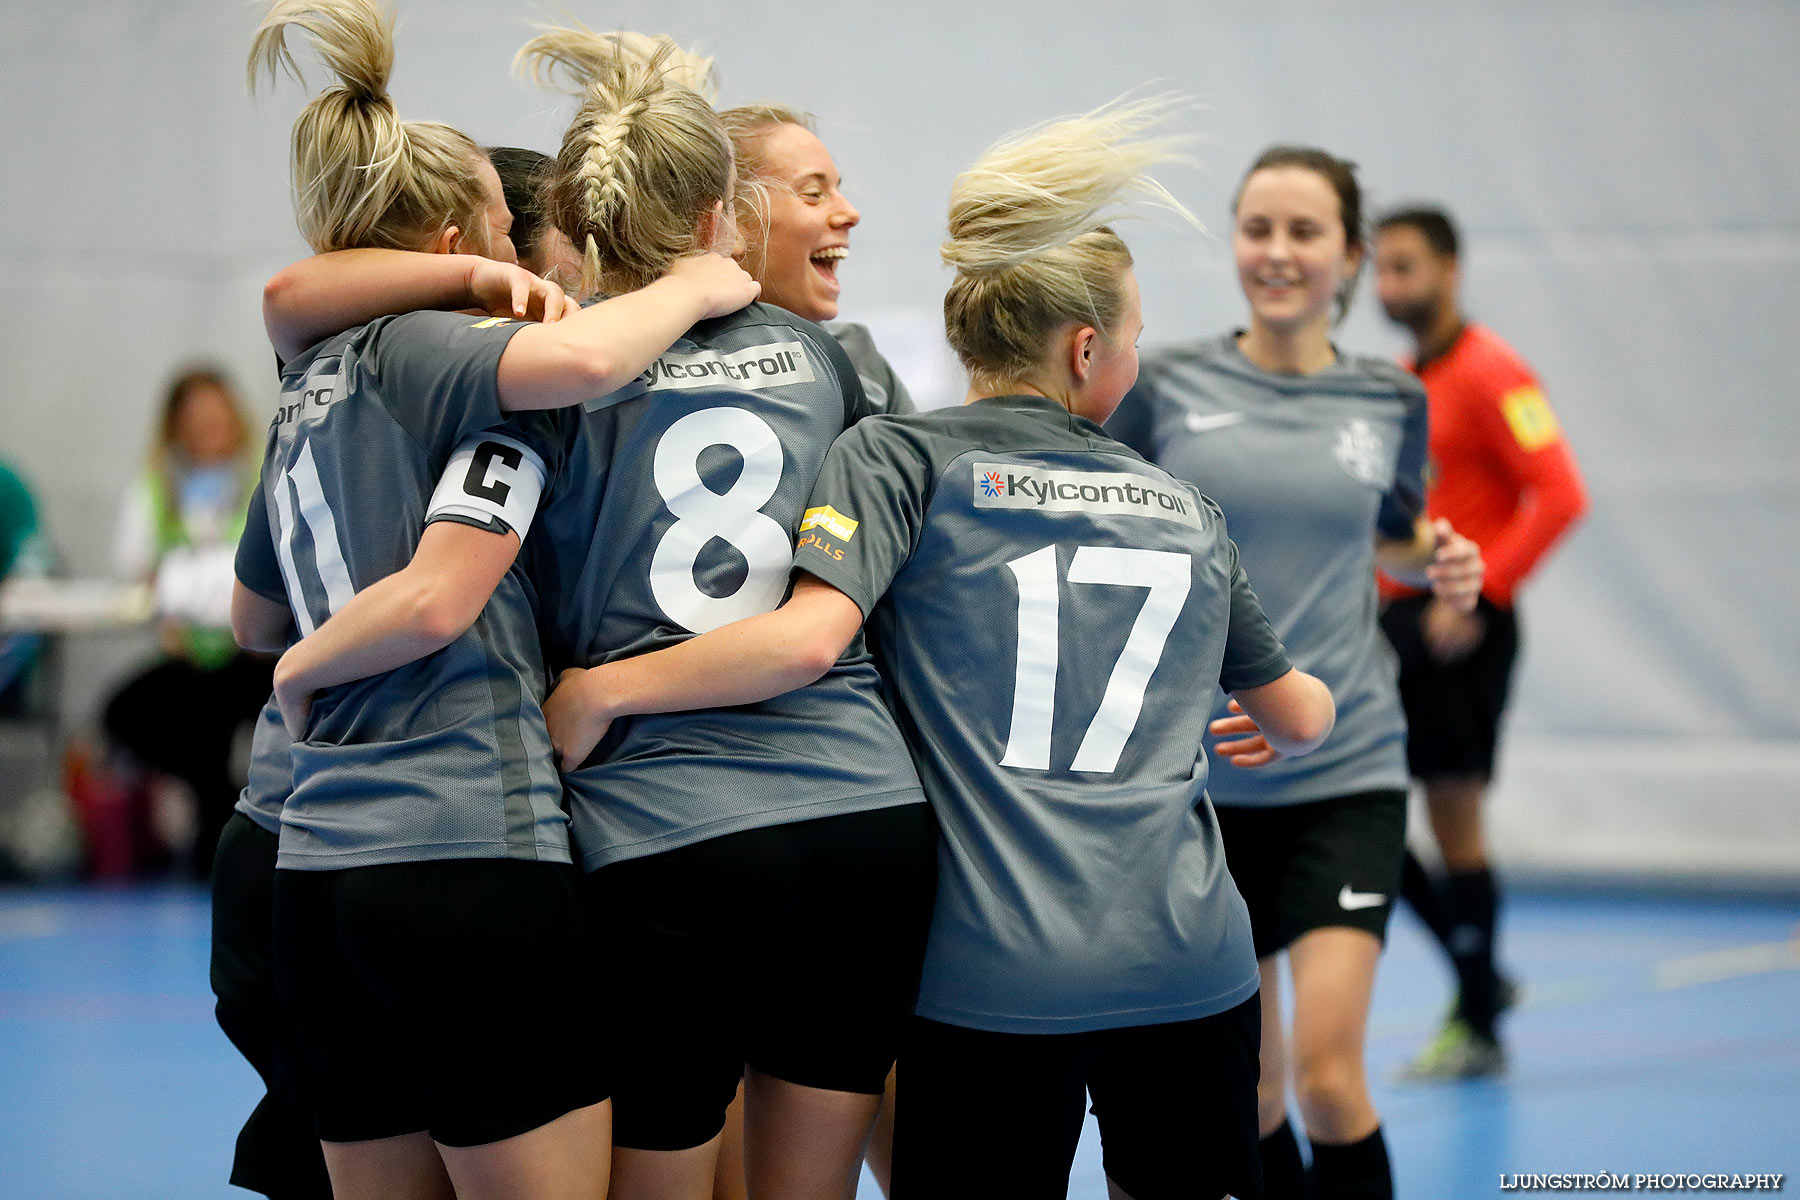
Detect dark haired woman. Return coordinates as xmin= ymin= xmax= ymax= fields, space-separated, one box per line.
xmin=1107 ymin=146 xmax=1484 ymax=1200
xmin=486 ymin=146 xmax=582 ymax=285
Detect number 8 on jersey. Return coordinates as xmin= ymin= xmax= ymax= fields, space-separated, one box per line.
xmin=650 ymin=407 xmax=794 ymax=633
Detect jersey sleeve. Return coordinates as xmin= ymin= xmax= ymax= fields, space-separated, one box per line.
xmin=1473 ymin=375 xmax=1589 ymax=604
xmin=234 ymin=485 xmax=287 ymax=603
xmin=1105 ymin=380 xmax=1159 ymax=459
xmin=810 ymin=325 xmax=873 ymax=427
xmin=360 ymin=311 xmax=532 ymax=457
xmin=825 ymin=322 xmax=916 ymax=417
xmin=423 ymin=425 xmax=553 ymax=542
xmin=1375 ymin=387 xmax=1429 ymax=540
xmin=882 ymin=363 xmax=917 ymax=415
xmin=791 ymin=420 xmax=933 ymax=617
xmin=1217 ymin=533 xmax=1292 ymax=693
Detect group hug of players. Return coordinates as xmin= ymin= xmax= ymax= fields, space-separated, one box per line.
xmin=214 ymin=3 xmax=1589 ymax=1199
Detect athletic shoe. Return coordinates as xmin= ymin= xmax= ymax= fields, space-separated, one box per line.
xmin=1397 ymin=1017 xmax=1506 ymax=1081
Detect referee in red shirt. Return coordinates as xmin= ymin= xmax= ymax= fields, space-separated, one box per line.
xmin=1373 ymin=207 xmax=1588 ymax=1078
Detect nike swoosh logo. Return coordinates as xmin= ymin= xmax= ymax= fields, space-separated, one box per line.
xmin=1338 ymin=885 xmax=1387 ymax=911
xmin=1185 ymin=411 xmax=1248 ymax=433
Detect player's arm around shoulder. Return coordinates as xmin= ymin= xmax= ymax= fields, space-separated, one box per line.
xmin=263 ymin=250 xmax=578 ymax=364
xmin=495 ymin=254 xmax=760 ymax=412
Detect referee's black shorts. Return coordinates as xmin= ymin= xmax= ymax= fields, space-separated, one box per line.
xmin=1380 ymin=594 xmax=1520 ymax=780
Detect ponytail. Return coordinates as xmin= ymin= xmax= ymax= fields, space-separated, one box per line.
xmin=249 ymin=0 xmax=490 ymax=255
xmin=942 ymin=97 xmax=1199 ymax=389
xmin=519 ymin=27 xmax=732 ymax=296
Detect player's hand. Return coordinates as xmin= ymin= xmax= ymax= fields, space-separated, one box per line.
xmin=1421 ymin=597 xmax=1486 ymax=664
xmin=544 ymin=666 xmax=612 ymax=773
xmin=1424 ymin=518 xmax=1483 ymax=613
xmin=273 ymin=668 xmax=312 ymax=742
xmin=467 ymin=259 xmax=578 ymax=324
xmin=666 ymin=249 xmax=761 ymax=319
xmin=1208 ymin=699 xmax=1285 ymax=768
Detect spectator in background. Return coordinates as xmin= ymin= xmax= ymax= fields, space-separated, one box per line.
xmin=1374 ymin=206 xmax=1589 ymax=1078
xmin=0 ymin=458 xmax=52 ymax=707
xmin=103 ymin=366 xmax=272 ymax=877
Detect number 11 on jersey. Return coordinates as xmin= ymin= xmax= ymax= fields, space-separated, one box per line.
xmin=1001 ymin=544 xmax=1191 ymax=775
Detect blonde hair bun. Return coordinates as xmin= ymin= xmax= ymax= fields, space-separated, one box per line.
xmin=248 ymin=0 xmax=490 ymax=255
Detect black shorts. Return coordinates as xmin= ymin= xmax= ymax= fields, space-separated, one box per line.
xmin=1214 ymin=790 xmax=1408 ymax=958
xmin=891 ymin=997 xmax=1262 ymax=1200
xmin=585 ymin=802 xmax=938 ymax=1153
xmin=1381 ymin=594 xmax=1520 ymax=780
xmin=273 ymin=857 xmax=606 ymax=1148
xmin=209 ymin=812 xmax=331 ymax=1198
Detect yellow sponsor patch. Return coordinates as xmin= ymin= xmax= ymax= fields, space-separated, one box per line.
xmin=1500 ymin=385 xmax=1561 ymax=451
xmin=800 ymin=504 xmax=858 ymax=541
xmin=470 ymin=316 xmax=514 ymax=329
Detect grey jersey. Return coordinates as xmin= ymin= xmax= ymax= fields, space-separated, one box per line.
xmin=232 ymin=484 xmax=292 ymax=835
xmin=526 ymin=302 xmax=925 ymax=871
xmin=823 ymin=321 xmax=915 ymax=415
xmin=236 ymin=311 xmax=569 ymax=869
xmin=233 ymin=695 xmax=291 ymax=835
xmin=1109 ymin=333 xmax=1428 ymax=807
xmin=794 ymin=396 xmax=1289 ymax=1034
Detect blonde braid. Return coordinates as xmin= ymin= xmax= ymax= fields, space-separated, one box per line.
xmin=522 ymin=25 xmax=733 ymax=296
xmin=575 ymin=91 xmax=646 ymax=294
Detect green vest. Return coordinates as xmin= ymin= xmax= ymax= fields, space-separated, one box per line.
xmin=148 ymin=466 xmax=255 ymax=671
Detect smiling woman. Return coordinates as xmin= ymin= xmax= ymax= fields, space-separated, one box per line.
xmin=723 ymin=105 xmax=915 ymax=414
xmin=1105 ymin=144 xmax=1488 ymax=1200
xmin=538 ymin=96 xmax=1336 ymax=1200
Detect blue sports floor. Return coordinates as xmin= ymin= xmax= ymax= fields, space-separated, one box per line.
xmin=0 ymin=885 xmax=1794 ymax=1199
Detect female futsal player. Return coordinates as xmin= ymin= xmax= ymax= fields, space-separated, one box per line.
xmin=229 ymin=5 xmax=757 ymax=1198
xmin=1106 ymin=145 xmax=1484 ymax=1200
xmin=721 ymin=105 xmax=914 ymax=414
xmin=486 ymin=146 xmax=582 ymax=284
xmin=543 ymin=99 xmax=1339 ymax=1200
xmin=520 ymin=34 xmax=935 ymax=1200
xmin=255 ymin=29 xmax=935 ymax=1200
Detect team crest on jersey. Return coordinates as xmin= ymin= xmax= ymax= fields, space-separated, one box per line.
xmin=1333 ymin=418 xmax=1387 ymax=487
xmin=972 ymin=462 xmax=1205 ymax=528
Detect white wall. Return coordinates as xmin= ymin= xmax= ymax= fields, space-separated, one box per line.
xmin=2 ymin=1 xmax=1795 ymax=881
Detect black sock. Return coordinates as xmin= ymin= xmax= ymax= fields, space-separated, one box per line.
xmin=1445 ymin=868 xmax=1501 ymax=1036
xmin=1399 ymin=849 xmax=1451 ymax=949
xmin=1258 ymin=1120 xmax=1310 ymax=1199
xmin=1309 ymin=1126 xmax=1392 ymax=1200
